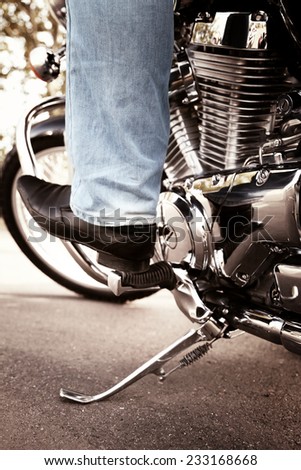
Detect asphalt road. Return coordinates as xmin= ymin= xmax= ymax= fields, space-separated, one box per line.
xmin=1 ymin=218 xmax=301 ymax=451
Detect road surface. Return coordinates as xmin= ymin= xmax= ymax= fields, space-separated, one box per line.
xmin=1 ymin=218 xmax=301 ymax=450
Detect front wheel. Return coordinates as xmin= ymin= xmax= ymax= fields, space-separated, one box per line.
xmin=2 ymin=135 xmax=155 ymax=301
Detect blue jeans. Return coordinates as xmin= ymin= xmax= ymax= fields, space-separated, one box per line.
xmin=66 ymin=0 xmax=174 ymax=225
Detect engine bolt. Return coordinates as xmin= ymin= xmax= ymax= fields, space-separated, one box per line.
xmin=211 ymin=174 xmax=221 ymax=185
xmin=256 ymin=168 xmax=270 ymax=186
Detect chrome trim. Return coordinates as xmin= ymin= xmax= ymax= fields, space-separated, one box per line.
xmin=274 ymin=264 xmax=301 ymax=313
xmin=192 ymin=168 xmax=301 ymax=287
xmin=156 ymin=190 xmax=212 ymax=271
xmin=281 ymin=321 xmax=301 ymax=354
xmin=191 ymin=12 xmax=268 ymax=49
xmin=227 ymin=308 xmax=301 ymax=355
xmin=172 ymin=268 xmax=212 ymax=322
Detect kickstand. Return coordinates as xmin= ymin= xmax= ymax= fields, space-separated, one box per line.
xmin=60 ymin=327 xmax=211 ymax=404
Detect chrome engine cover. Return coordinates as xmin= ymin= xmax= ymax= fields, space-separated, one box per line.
xmin=156 ymin=191 xmax=212 ymax=271
xmin=159 ymin=167 xmax=301 ymax=313
xmin=274 ymin=264 xmax=301 ymax=314
xmin=191 ymin=168 xmax=301 ymax=285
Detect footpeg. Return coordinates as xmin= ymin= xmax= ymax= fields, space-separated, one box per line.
xmin=119 ymin=261 xmax=177 ymax=289
xmin=108 ymin=261 xmax=177 ymax=296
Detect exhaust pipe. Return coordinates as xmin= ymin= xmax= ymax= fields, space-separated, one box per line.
xmin=227 ymin=308 xmax=301 ymax=355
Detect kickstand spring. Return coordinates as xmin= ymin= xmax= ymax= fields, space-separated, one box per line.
xmin=60 ymin=327 xmax=210 ymax=404
xmin=159 ymin=338 xmax=217 ymax=381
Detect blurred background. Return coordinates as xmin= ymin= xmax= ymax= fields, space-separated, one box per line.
xmin=0 ymin=0 xmax=65 ymax=168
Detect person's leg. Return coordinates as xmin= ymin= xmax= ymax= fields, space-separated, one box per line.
xmin=17 ymin=0 xmax=174 ymax=272
xmin=67 ymin=0 xmax=174 ymax=226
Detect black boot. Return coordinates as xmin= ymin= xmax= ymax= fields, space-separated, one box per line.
xmin=17 ymin=175 xmax=156 ymax=273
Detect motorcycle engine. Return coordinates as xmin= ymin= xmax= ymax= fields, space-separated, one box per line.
xmin=160 ymin=7 xmax=301 ymax=314
xmin=167 ymin=8 xmax=301 ymax=177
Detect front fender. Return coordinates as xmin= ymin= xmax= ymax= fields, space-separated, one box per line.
xmin=16 ymin=95 xmax=65 ymax=175
xmin=30 ymin=112 xmax=65 ymax=140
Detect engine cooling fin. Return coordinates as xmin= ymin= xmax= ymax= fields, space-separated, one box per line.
xmin=179 ymin=11 xmax=293 ymax=172
xmin=187 ymin=45 xmax=288 ymax=171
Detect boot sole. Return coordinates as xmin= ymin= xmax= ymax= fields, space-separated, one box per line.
xmin=29 ymin=210 xmax=150 ymax=273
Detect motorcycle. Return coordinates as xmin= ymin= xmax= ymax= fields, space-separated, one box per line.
xmin=2 ymin=0 xmax=301 ymax=404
